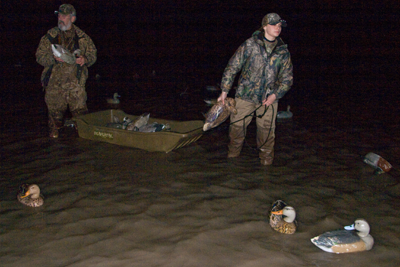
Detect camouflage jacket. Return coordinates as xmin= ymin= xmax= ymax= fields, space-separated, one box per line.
xmin=36 ymin=24 xmax=97 ymax=87
xmin=220 ymin=31 xmax=293 ymax=104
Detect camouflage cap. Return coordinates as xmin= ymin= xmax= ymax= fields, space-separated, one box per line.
xmin=261 ymin=13 xmax=287 ymax=27
xmin=54 ymin=4 xmax=76 ymax=16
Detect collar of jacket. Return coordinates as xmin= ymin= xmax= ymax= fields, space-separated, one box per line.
xmin=253 ymin=30 xmax=285 ymax=49
xmin=48 ymin=24 xmax=85 ymax=39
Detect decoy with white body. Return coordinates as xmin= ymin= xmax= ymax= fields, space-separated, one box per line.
xmin=51 ymin=44 xmax=81 ymax=65
xmin=311 ymin=218 xmax=374 ymax=253
xmin=107 ymin=93 xmax=121 ymax=105
xmin=276 ymin=105 xmax=293 ymax=119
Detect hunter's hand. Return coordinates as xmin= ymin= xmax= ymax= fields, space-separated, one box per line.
xmin=262 ymin=94 xmax=276 ymax=106
xmin=76 ymin=56 xmax=86 ymax=66
xmin=217 ymin=92 xmax=228 ymax=105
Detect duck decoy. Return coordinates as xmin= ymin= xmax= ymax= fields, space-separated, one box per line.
xmin=269 ymin=200 xmax=297 ymax=234
xmin=107 ymin=93 xmax=121 ymax=105
xmin=277 ymin=105 xmax=293 ymax=119
xmin=311 ymin=218 xmax=374 ymax=253
xmin=363 ymin=152 xmax=392 ymax=174
xmin=17 ymin=184 xmax=44 ymax=208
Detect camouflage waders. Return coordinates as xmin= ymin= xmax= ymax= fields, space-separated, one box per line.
xmin=45 ymin=80 xmax=88 ymax=138
xmin=36 ymin=24 xmax=97 ymax=138
xmin=228 ymin=98 xmax=278 ymax=165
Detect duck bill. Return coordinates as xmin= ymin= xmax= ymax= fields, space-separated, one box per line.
xmin=344 ymin=223 xmax=355 ymax=230
xmin=271 ymin=210 xmax=283 ymax=215
xmin=20 ymin=190 xmax=31 ymax=199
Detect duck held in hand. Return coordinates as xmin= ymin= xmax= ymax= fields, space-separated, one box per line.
xmin=203 ymin=97 xmax=237 ymax=131
xmin=51 ymin=44 xmax=81 ymax=65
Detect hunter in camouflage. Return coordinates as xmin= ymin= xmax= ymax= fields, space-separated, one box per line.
xmin=217 ymin=13 xmax=293 ymax=166
xmin=36 ymin=4 xmax=97 ymax=138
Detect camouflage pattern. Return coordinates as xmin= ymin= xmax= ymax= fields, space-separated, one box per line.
xmin=220 ymin=31 xmax=293 ymax=105
xmin=55 ymin=4 xmax=76 ymax=16
xmin=36 ymin=24 xmax=97 ymax=87
xmin=36 ymin=23 xmax=96 ymax=135
xmin=261 ymin=13 xmax=287 ymax=27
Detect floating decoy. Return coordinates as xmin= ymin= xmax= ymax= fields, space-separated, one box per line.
xmin=17 ymin=184 xmax=44 ymax=208
xmin=363 ymin=152 xmax=392 ymax=174
xmin=269 ymin=200 xmax=297 ymax=234
xmin=311 ymin=218 xmax=374 ymax=253
xmin=107 ymin=93 xmax=121 ymax=105
xmin=277 ymin=105 xmax=293 ymax=119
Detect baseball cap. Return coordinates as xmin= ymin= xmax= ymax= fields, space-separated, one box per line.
xmin=54 ymin=4 xmax=76 ymax=16
xmin=261 ymin=13 xmax=287 ymax=27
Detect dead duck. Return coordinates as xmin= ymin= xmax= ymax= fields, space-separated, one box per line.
xmin=203 ymin=97 xmax=237 ymax=131
xmin=126 ymin=113 xmax=150 ymax=131
xmin=17 ymin=184 xmax=44 ymax=208
xmin=311 ymin=218 xmax=374 ymax=253
xmin=269 ymin=200 xmax=297 ymax=234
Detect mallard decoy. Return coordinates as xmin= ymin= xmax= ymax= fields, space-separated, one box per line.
xmin=311 ymin=218 xmax=374 ymax=253
xmin=269 ymin=200 xmax=297 ymax=234
xmin=203 ymin=97 xmax=237 ymax=131
xmin=107 ymin=93 xmax=121 ymax=105
xmin=363 ymin=152 xmax=392 ymax=174
xmin=277 ymin=105 xmax=293 ymax=119
xmin=17 ymin=184 xmax=44 ymax=208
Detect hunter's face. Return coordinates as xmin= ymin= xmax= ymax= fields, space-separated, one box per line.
xmin=263 ymin=23 xmax=282 ymax=41
xmin=58 ymin=14 xmax=74 ymax=31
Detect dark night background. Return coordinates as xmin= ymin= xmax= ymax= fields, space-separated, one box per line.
xmin=1 ymin=0 xmax=399 ymax=134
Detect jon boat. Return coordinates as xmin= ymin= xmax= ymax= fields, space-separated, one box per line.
xmin=75 ymin=109 xmax=204 ymax=153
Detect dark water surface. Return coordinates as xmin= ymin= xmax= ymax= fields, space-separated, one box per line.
xmin=1 ymin=1 xmax=400 ymax=266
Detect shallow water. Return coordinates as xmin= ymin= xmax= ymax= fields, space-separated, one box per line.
xmin=2 ymin=1 xmax=400 ymax=266
xmin=1 ymin=85 xmax=400 ymax=266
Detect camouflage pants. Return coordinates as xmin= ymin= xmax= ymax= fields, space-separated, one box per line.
xmin=45 ymin=82 xmax=88 ymax=128
xmin=228 ymin=98 xmax=278 ymax=159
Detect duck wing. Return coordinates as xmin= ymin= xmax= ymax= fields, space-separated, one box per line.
xmin=312 ymin=230 xmax=360 ymax=248
xmin=205 ymin=102 xmax=225 ymax=123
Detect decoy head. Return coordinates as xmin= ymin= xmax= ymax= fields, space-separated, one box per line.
xmin=344 ymin=218 xmax=370 ymax=237
xmin=20 ymin=184 xmax=41 ymax=200
xmin=225 ymin=98 xmax=237 ymax=114
xmin=271 ymin=206 xmax=296 ymax=223
xmin=113 ymin=93 xmax=121 ymax=100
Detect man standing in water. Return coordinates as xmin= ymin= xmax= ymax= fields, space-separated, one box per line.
xmin=217 ymin=13 xmax=293 ymax=166
xmin=36 ymin=4 xmax=97 ymax=138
